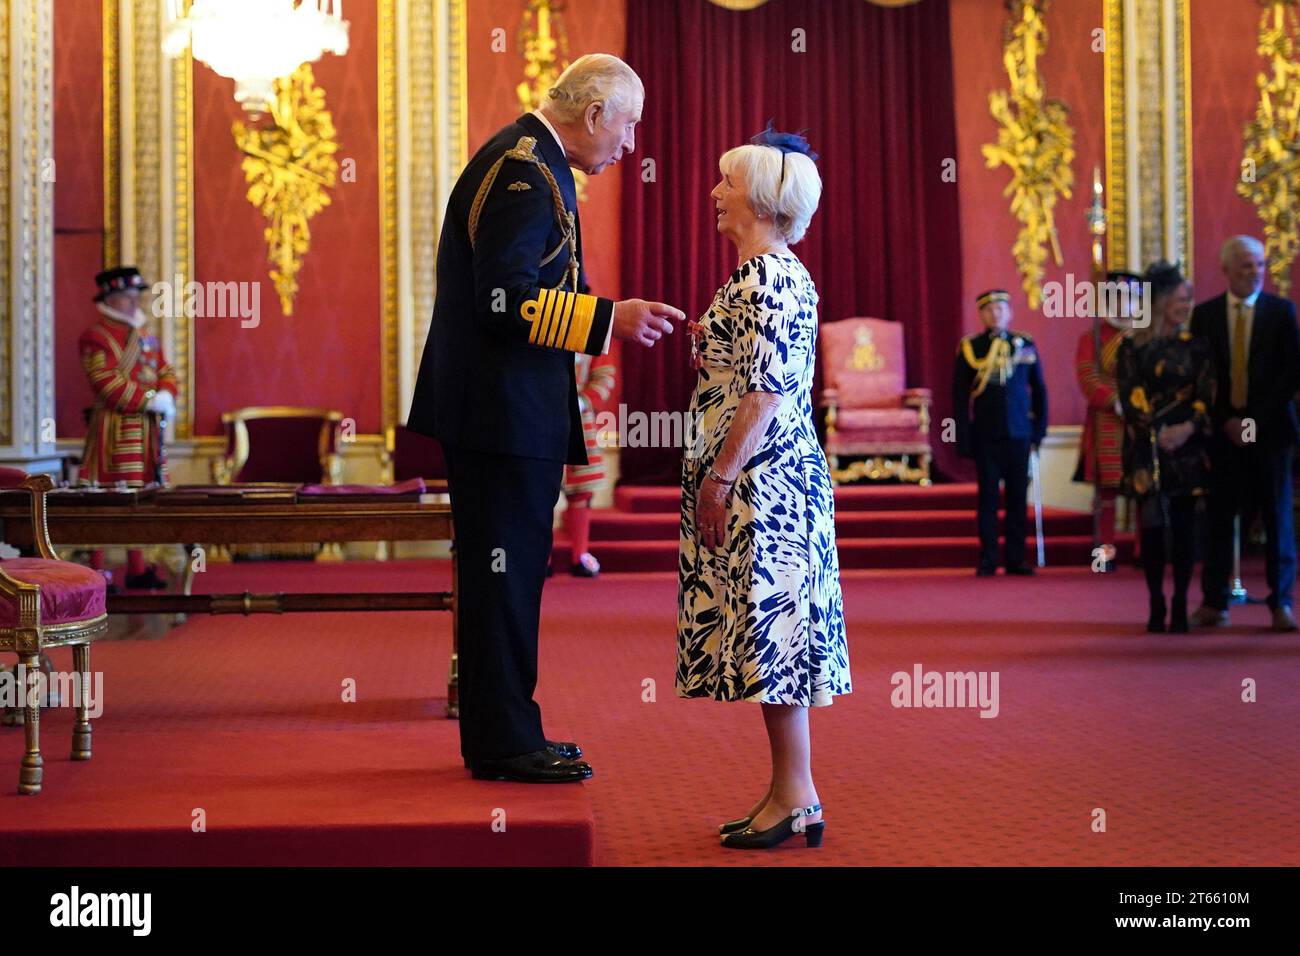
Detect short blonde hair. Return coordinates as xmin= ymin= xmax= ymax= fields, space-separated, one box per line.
xmin=719 ymin=144 xmax=822 ymax=244
xmin=542 ymin=54 xmax=643 ymax=127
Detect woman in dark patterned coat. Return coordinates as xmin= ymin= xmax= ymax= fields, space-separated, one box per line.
xmin=1117 ymin=261 xmax=1215 ymax=633
xmin=677 ymin=128 xmax=848 ymax=850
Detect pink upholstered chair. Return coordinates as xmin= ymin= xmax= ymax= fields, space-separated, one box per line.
xmin=819 ymin=318 xmax=932 ymax=485
xmin=0 ymin=469 xmax=108 ymax=795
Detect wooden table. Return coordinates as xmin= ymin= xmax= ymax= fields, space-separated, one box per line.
xmin=0 ymin=484 xmax=460 ymax=716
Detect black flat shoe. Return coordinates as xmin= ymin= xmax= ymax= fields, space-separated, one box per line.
xmin=1005 ymin=565 xmax=1036 ymax=576
xmin=464 ymin=739 xmax=582 ymax=768
xmin=1147 ymin=596 xmax=1167 ymax=633
xmin=721 ymin=804 xmax=824 ymax=849
xmin=1168 ymin=598 xmax=1188 ymax=634
xmin=718 ymin=816 xmax=752 ymax=835
xmin=125 ymin=565 xmax=168 ymax=590
xmin=469 ymin=749 xmax=593 ymax=783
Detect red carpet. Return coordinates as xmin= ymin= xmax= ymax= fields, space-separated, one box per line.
xmin=552 ymin=483 xmax=1135 ymax=571
xmin=0 ymin=561 xmax=591 ymax=866
xmin=3 ymin=558 xmax=1296 ymax=867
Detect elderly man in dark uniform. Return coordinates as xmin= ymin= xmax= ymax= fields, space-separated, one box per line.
xmin=408 ymin=54 xmax=683 ymax=782
xmin=954 ymin=289 xmax=1049 ymax=577
xmin=1191 ymin=235 xmax=1300 ymax=632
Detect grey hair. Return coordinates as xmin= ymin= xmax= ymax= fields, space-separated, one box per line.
xmin=719 ymin=144 xmax=823 ymax=245
xmin=1220 ymin=234 xmax=1265 ymax=267
xmin=541 ymin=53 xmax=644 ymax=128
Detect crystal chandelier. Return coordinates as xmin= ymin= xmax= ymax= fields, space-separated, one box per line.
xmin=163 ymin=0 xmax=349 ymax=114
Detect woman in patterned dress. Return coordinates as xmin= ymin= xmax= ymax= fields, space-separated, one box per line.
xmin=1117 ymin=261 xmax=1215 ymax=633
xmin=677 ymin=127 xmax=850 ymax=850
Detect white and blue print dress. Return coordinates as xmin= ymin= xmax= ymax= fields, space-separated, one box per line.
xmin=676 ymin=253 xmax=851 ymax=707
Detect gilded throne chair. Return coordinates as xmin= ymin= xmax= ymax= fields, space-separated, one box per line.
xmin=819 ymin=317 xmax=932 ymax=485
xmin=0 ymin=469 xmax=108 ymax=795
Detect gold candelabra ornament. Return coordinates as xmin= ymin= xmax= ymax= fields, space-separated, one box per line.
xmin=517 ymin=0 xmax=587 ymax=202
xmin=1239 ymin=0 xmax=1300 ymax=296
xmin=982 ymin=0 xmax=1076 ymax=308
xmin=232 ymin=64 xmax=340 ymax=316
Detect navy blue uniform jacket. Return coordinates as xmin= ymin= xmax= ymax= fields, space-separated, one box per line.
xmin=407 ymin=113 xmax=614 ymax=464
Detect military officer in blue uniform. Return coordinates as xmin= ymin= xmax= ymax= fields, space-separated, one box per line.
xmin=408 ymin=54 xmax=683 ymax=783
xmin=953 ymin=289 xmax=1049 ymax=576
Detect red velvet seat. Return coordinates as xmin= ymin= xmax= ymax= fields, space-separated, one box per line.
xmin=0 ymin=559 xmax=107 ymax=626
xmin=0 ymin=470 xmax=108 ymax=795
xmin=819 ymin=317 xmax=933 ymax=485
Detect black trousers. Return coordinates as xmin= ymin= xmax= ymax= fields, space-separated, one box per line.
xmin=974 ymin=437 xmax=1030 ymax=570
xmin=443 ymin=445 xmax=563 ymax=762
xmin=1201 ymin=439 xmax=1296 ymax=611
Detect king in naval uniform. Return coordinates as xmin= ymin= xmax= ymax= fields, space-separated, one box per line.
xmin=407 ymin=54 xmax=683 ymax=784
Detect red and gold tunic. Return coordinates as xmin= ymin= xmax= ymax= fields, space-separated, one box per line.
xmin=562 ymin=353 xmax=615 ymax=498
xmin=78 ymin=315 xmax=178 ymax=487
xmin=1074 ymin=323 xmax=1126 ymax=489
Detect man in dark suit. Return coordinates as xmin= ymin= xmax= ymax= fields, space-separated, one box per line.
xmin=1191 ymin=235 xmax=1300 ymax=632
xmin=954 ymin=289 xmax=1049 ymax=577
xmin=408 ymin=54 xmax=684 ymax=782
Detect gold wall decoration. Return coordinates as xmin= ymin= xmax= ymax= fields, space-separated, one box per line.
xmin=1239 ymin=0 xmax=1300 ymax=295
xmin=517 ymin=0 xmax=587 ymax=202
xmin=233 ymin=63 xmax=339 ymax=316
xmin=982 ymin=0 xmax=1075 ymax=309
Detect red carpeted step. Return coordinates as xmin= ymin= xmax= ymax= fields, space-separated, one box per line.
xmin=830 ymin=534 xmax=1134 ymax=569
xmin=588 ymin=508 xmax=1093 ymax=541
xmin=553 ymin=533 xmax=1133 ymax=572
xmin=615 ymin=482 xmax=990 ymax=513
xmin=589 ymin=485 xmax=1129 ymax=572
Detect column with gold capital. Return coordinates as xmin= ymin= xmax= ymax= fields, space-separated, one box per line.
xmin=0 ymin=0 xmax=59 ymax=474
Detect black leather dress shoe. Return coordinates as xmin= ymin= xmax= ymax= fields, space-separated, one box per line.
xmin=469 ymin=750 xmax=593 ymax=783
xmin=545 ymin=739 xmax=582 ymax=760
xmin=463 ymin=739 xmax=582 ymax=768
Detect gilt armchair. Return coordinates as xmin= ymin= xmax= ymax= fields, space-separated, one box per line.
xmin=0 ymin=469 xmax=108 ymax=794
xmin=213 ymin=406 xmax=344 ymax=486
xmin=819 ymin=318 xmax=932 ymax=485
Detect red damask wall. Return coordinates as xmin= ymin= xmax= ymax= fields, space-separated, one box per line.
xmin=466 ymin=0 xmax=627 ymax=413
xmin=191 ymin=4 xmax=382 ymax=435
xmin=53 ymin=0 xmax=105 ymax=441
xmin=49 ymin=1 xmax=1274 ymax=442
xmin=951 ymin=0 xmax=1106 ymax=429
xmin=1189 ymin=3 xmax=1299 ymax=296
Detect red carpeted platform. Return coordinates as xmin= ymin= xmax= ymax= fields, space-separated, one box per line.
xmin=0 ymin=561 xmax=592 ymax=867
xmin=552 ymin=482 xmax=1134 ymax=571
xmin=3 ymin=558 xmax=1296 ymax=867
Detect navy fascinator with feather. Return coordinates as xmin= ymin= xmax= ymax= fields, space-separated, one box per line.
xmin=750 ymin=120 xmax=818 ymax=186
